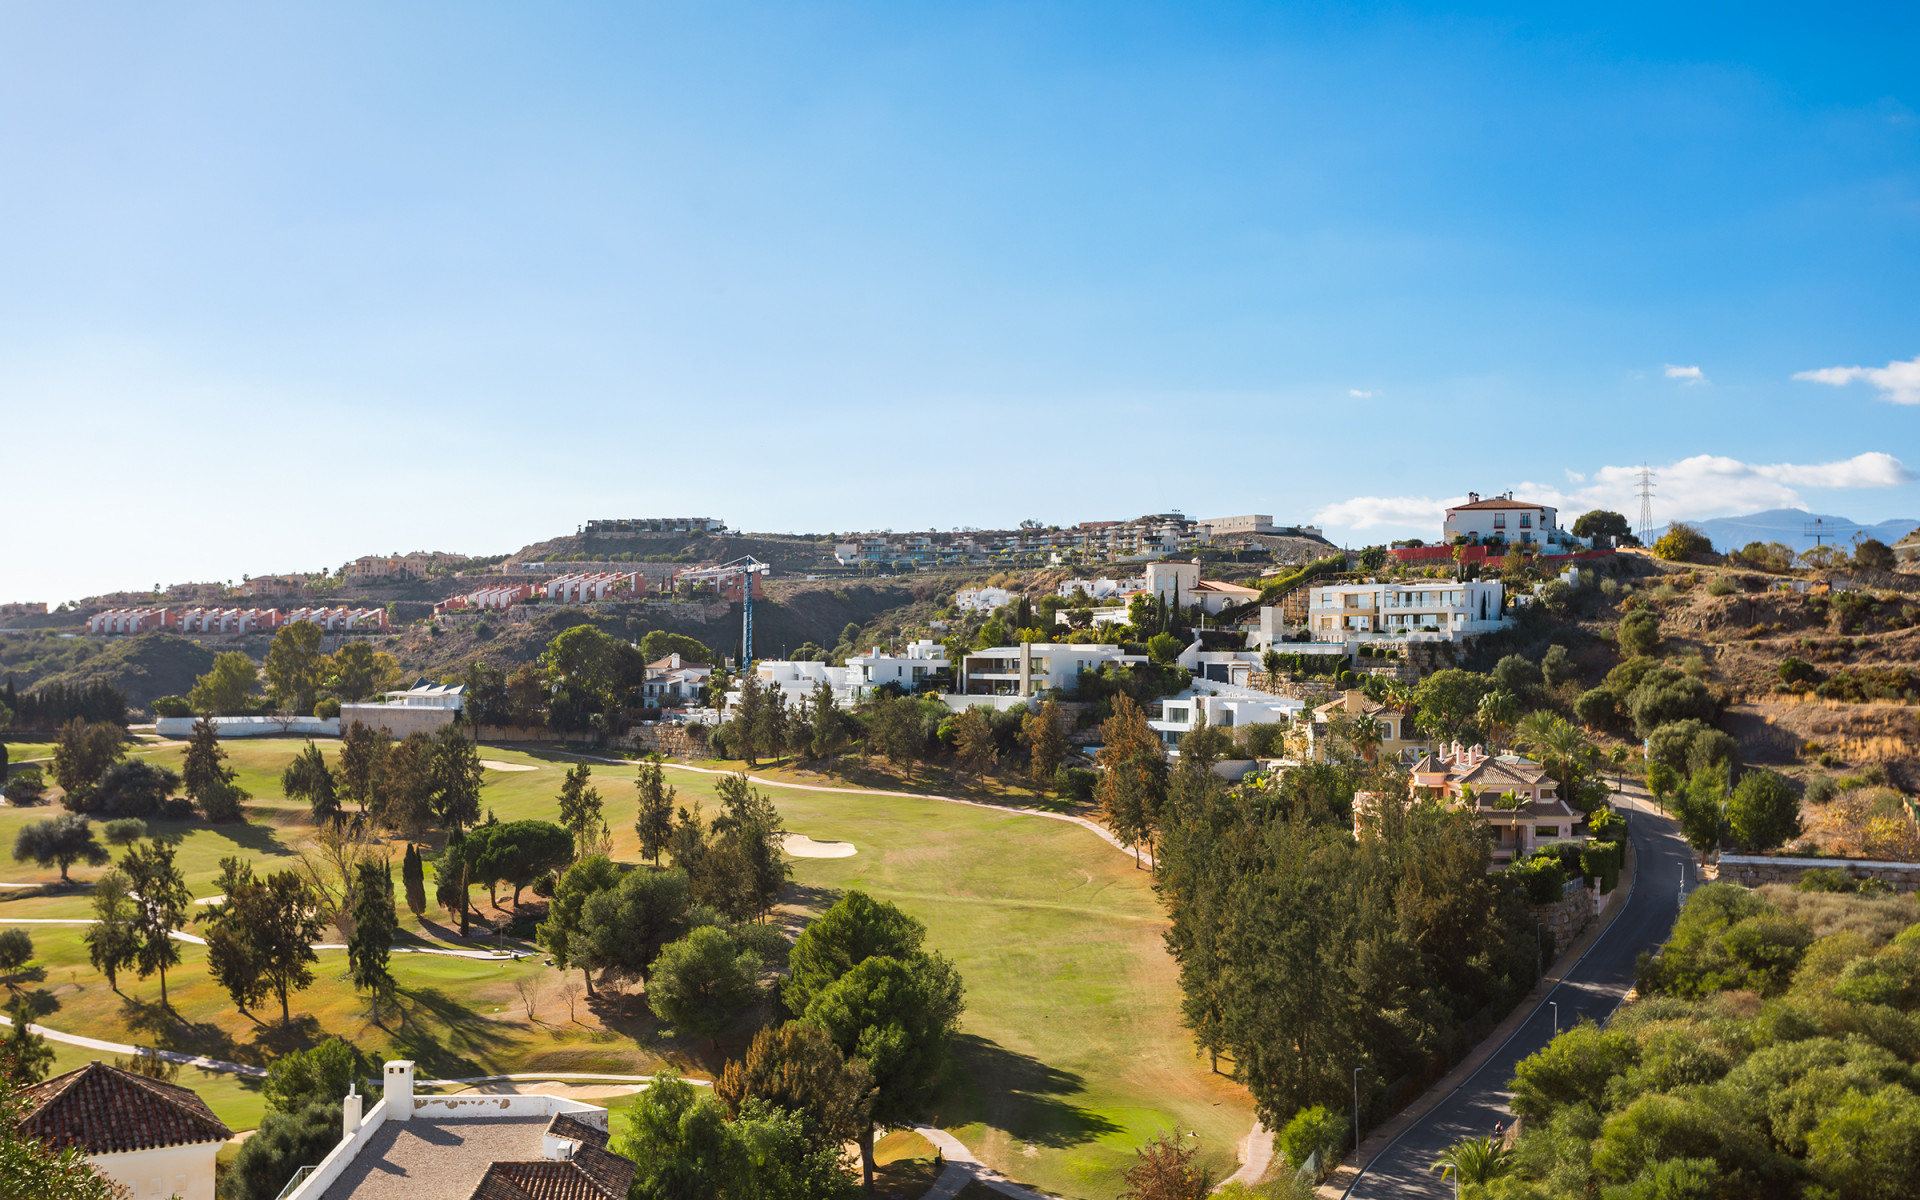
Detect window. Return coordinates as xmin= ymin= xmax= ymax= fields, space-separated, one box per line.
xmin=1535 ymin=826 xmax=1559 ymax=838
xmin=1520 ymin=513 xmax=1532 ymax=528
xmin=1494 ymin=512 xmax=1506 ymax=529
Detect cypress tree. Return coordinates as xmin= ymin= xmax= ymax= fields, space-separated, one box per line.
xmin=401 ymin=844 xmax=426 ymax=917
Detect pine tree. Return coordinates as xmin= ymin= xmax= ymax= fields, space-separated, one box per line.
xmin=1094 ymin=696 xmax=1167 ymax=866
xmin=1022 ymin=698 xmax=1067 ymax=786
xmin=557 ymin=763 xmax=603 ymax=845
xmin=635 ymin=756 xmax=675 ymax=865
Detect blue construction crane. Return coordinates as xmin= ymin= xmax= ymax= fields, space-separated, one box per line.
xmin=674 ymin=556 xmax=771 ymax=666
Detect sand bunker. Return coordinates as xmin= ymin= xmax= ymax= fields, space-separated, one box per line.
xmin=455 ymin=1081 xmax=642 ymax=1099
xmin=782 ymin=833 xmax=857 ymax=859
xmin=480 ymin=760 xmax=539 ymax=772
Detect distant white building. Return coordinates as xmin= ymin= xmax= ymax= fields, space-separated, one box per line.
xmin=1055 ymin=576 xmax=1144 ymax=602
xmin=1307 ymin=579 xmax=1508 ymax=644
xmin=847 ymin=640 xmax=948 ymax=692
xmin=642 ymin=653 xmax=712 ymax=705
xmin=955 ymin=586 xmax=1016 ymax=613
xmin=1197 ymin=514 xmax=1278 ymax=537
xmin=956 ymin=642 xmax=1143 ymax=700
xmin=1443 ymin=493 xmax=1584 ymax=552
xmin=746 ymin=640 xmax=948 ymax=711
xmin=1147 ymin=683 xmax=1304 ymax=746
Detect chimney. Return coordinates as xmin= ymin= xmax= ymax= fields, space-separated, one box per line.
xmin=1468 ymin=492 xmax=1479 ymax=504
xmin=342 ymin=1083 xmax=363 ymax=1140
xmin=384 ymin=1060 xmax=415 ymax=1120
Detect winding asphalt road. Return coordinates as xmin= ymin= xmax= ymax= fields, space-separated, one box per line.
xmin=1344 ymin=800 xmax=1697 ymax=1199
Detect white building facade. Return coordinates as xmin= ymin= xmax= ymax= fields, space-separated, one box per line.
xmin=1308 ymin=579 xmax=1508 ymax=644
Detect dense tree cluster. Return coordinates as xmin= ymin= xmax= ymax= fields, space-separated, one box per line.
xmin=1481 ymin=884 xmax=1920 ymax=1199
xmin=1158 ymin=756 xmax=1539 ymax=1137
xmin=0 ymin=676 xmax=127 ymax=731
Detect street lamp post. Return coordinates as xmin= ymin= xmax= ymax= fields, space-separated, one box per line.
xmin=1353 ymin=1067 xmax=1362 ymax=1166
xmin=1550 ymin=1001 xmax=1560 ymax=1036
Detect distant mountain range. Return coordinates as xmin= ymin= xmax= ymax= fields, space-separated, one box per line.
xmin=1680 ymin=509 xmax=1919 ymax=554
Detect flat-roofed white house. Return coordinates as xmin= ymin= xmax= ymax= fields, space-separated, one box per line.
xmin=847 ymin=640 xmax=948 ymax=692
xmin=273 ymin=1060 xmax=636 ymax=1200
xmin=955 ymin=586 xmax=1016 ymax=613
xmin=1308 ymin=579 xmax=1508 ymax=644
xmin=956 ymin=643 xmax=1144 ymax=702
xmin=1147 ymin=685 xmax=1303 ymax=746
xmin=341 ymin=682 xmax=466 ymax=739
xmin=18 ymin=1060 xmax=232 ymax=1200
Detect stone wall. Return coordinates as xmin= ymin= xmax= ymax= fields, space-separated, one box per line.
xmin=1526 ymin=887 xmax=1596 ymax=957
xmin=473 ymin=724 xmax=597 ymax=744
xmin=339 ymin=704 xmax=457 ymax=740
xmin=1718 ymin=854 xmax=1920 ymax=892
xmin=613 ymin=724 xmax=710 ymax=759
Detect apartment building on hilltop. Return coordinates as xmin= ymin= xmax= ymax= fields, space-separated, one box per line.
xmin=346 ymin=551 xmax=469 ymax=580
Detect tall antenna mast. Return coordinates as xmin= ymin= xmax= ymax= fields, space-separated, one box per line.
xmin=1635 ymin=465 xmax=1657 ymax=545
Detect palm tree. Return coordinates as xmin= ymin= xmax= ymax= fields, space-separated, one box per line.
xmin=1431 ymin=1135 xmax=1512 ymax=1193
xmin=1512 ymin=710 xmax=1560 ymax=757
xmin=1477 ymin=689 xmax=1520 ymax=751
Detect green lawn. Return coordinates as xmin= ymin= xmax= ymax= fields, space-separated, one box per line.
xmin=0 ymin=739 xmax=1251 ymax=1199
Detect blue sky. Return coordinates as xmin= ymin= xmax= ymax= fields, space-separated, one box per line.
xmin=2 ymin=2 xmax=1916 ymax=601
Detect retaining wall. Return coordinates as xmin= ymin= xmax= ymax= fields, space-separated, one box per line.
xmin=1525 ymin=887 xmax=1597 ymax=955
xmin=1718 ymin=854 xmax=1920 ymax=892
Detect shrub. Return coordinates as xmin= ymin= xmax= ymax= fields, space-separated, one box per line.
xmin=150 ymin=695 xmax=193 ymax=718
xmin=1654 ymin=523 xmax=1714 ymax=562
xmin=1727 ymin=769 xmax=1802 ymax=852
xmin=73 ymin=759 xmax=182 ymax=819
xmin=1805 ymin=778 xmax=1836 ymax=805
xmin=1574 ymin=688 xmax=1617 ymax=729
xmin=1618 ymin=609 xmax=1661 ymax=657
xmin=1706 ymin=576 xmax=1736 ymax=596
xmin=102 ymin=818 xmax=147 ymax=845
xmin=1795 ymin=868 xmax=1865 ymax=894
xmin=220 ymin=1100 xmax=343 ymax=1200
xmin=1778 ymin=657 xmax=1820 ymax=687
xmin=1493 ymin=655 xmax=1544 ymax=697
xmin=4 ymin=767 xmax=46 ymax=806
xmin=196 ymin=776 xmax=246 ymax=823
xmin=313 ymin=697 xmax=341 ymax=720
xmin=1053 ymin=766 xmax=1096 ymax=801
xmin=1501 ymin=856 xmax=1569 ymax=904
xmin=1277 ymin=1104 xmax=1348 ymax=1176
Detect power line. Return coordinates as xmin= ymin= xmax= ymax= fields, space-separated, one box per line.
xmin=1635 ymin=465 xmax=1656 ymax=545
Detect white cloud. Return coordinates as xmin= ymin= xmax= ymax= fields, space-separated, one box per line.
xmin=1314 ymin=452 xmax=1915 ymax=538
xmin=1348 ymin=389 xmax=1374 ymax=398
xmin=1665 ymin=364 xmax=1706 ymax=383
xmin=1794 ymin=355 xmax=1920 ymax=405
xmin=1313 ymin=494 xmax=1456 ymax=531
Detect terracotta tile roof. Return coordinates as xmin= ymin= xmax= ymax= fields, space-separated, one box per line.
xmin=466 ymin=1147 xmax=634 ymax=1200
xmin=1454 ymin=757 xmax=1551 ymax=792
xmin=1449 ymin=498 xmax=1551 ymax=511
xmin=545 ymin=1113 xmax=608 ymax=1152
xmin=18 ymin=1060 xmax=231 ymax=1154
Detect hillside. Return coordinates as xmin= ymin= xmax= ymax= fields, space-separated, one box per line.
xmin=0 ymin=630 xmax=218 ymax=711
xmin=507 ymin=529 xmax=832 ymax=574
